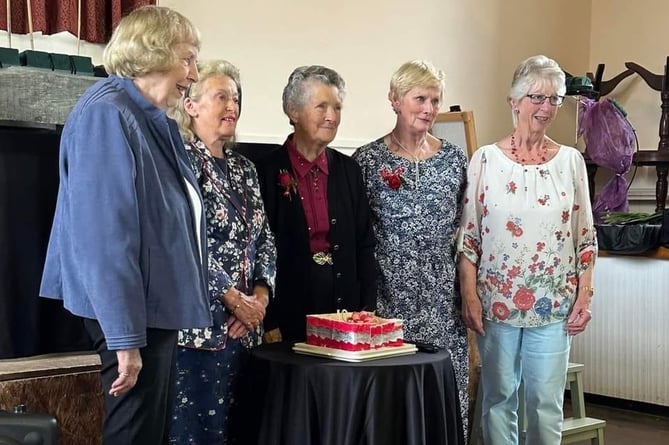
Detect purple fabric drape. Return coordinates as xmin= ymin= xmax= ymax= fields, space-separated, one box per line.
xmin=0 ymin=0 xmax=155 ymax=44
xmin=578 ymin=97 xmax=636 ymax=219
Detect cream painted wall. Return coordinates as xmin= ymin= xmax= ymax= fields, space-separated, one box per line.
xmin=590 ymin=0 xmax=666 ymax=151
xmin=159 ymin=0 xmax=591 ymax=149
xmin=2 ymin=2 xmax=591 ymax=149
xmin=589 ymin=0 xmax=667 ymax=210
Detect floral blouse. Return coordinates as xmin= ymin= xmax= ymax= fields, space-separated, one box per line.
xmin=178 ymin=140 xmax=277 ymax=350
xmin=458 ymin=144 xmax=597 ymax=328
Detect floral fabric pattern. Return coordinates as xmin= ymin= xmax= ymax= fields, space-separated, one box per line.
xmin=170 ymin=341 xmax=248 ymax=445
xmin=172 ymin=141 xmax=277 ymax=444
xmin=458 ymin=144 xmax=597 ymax=328
xmin=352 ymin=137 xmax=470 ymax=428
xmin=177 ymin=140 xmax=277 ymax=350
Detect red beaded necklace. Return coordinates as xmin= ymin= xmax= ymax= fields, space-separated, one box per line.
xmin=510 ymin=133 xmax=548 ymax=164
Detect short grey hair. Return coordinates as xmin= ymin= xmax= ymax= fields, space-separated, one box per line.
xmin=509 ymin=55 xmax=566 ymax=126
xmin=170 ymin=60 xmax=241 ymax=146
xmin=282 ymin=65 xmax=346 ymax=124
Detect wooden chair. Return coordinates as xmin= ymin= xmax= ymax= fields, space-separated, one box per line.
xmin=571 ymin=60 xmax=669 ymax=211
xmin=625 ymin=57 xmax=669 ymax=212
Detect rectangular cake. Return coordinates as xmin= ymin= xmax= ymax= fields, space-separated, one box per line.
xmin=306 ymin=311 xmax=404 ymax=351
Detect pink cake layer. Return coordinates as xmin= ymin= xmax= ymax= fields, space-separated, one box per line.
xmin=306 ymin=313 xmax=404 ymax=351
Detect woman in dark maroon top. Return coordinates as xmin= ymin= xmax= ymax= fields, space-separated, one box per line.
xmin=255 ymin=65 xmax=377 ymax=342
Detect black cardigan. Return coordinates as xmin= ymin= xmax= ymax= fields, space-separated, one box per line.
xmin=255 ymin=144 xmax=377 ymax=341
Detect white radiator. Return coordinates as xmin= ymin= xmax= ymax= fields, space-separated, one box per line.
xmin=569 ymin=256 xmax=669 ymax=407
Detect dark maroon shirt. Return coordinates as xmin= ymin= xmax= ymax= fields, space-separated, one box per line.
xmin=285 ymin=135 xmax=330 ymax=253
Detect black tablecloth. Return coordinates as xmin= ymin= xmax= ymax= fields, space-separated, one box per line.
xmin=236 ymin=342 xmax=464 ymax=445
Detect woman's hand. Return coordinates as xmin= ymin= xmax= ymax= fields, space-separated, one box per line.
xmin=567 ymin=294 xmax=592 ymax=336
xmin=462 ymin=295 xmax=485 ymax=336
xmin=235 ymin=292 xmax=266 ymax=328
xmin=235 ymin=284 xmax=270 ymax=329
xmin=110 ymin=348 xmax=142 ymax=397
xmin=222 ymin=287 xmax=266 ymax=335
xmin=251 ymin=283 xmax=270 ymax=316
xmin=459 ymin=256 xmax=485 ymax=336
xmin=227 ymin=314 xmax=251 ymax=339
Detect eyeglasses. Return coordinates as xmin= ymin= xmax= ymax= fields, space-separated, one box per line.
xmin=525 ymin=94 xmax=565 ymax=106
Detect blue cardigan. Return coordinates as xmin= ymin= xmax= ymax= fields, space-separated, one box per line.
xmin=40 ymin=75 xmax=212 ymax=350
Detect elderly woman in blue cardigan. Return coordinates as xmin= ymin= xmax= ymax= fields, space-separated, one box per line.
xmin=39 ymin=7 xmax=211 ymax=444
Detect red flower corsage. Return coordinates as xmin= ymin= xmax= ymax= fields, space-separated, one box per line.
xmin=278 ymin=169 xmax=298 ymax=200
xmin=379 ymin=166 xmax=406 ymax=190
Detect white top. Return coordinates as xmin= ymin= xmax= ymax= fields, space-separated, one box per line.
xmin=458 ymin=144 xmax=597 ymax=327
xmin=184 ymin=178 xmax=203 ymax=262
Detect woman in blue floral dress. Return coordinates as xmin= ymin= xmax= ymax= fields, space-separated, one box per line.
xmin=352 ymin=60 xmax=469 ymax=431
xmin=168 ymin=60 xmax=276 ymax=444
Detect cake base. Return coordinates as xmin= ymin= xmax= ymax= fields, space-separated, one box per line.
xmin=292 ymin=342 xmax=417 ymax=362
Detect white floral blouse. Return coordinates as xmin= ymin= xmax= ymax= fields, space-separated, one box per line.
xmin=458 ymin=144 xmax=597 ymax=327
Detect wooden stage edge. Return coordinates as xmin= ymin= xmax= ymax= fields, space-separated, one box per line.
xmin=0 ymin=351 xmax=100 ymax=382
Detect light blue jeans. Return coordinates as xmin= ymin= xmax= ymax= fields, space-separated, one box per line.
xmin=477 ymin=320 xmax=570 ymax=445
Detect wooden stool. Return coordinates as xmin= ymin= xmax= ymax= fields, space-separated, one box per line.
xmin=566 ymin=363 xmax=586 ymax=419
xmin=561 ymin=417 xmax=606 ymax=445
xmin=561 ymin=363 xmax=606 ymax=445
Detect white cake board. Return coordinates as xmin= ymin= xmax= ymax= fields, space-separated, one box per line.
xmin=292 ymin=342 xmax=418 ymax=362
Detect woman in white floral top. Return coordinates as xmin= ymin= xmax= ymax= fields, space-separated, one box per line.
xmin=458 ymin=55 xmax=597 ymax=445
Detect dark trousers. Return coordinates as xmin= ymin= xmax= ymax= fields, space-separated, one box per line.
xmin=84 ymin=319 xmax=178 ymax=445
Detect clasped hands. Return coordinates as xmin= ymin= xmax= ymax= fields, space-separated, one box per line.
xmin=225 ymin=287 xmax=268 ymax=339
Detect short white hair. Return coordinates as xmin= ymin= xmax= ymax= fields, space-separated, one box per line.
xmin=508 ymin=55 xmax=566 ymax=126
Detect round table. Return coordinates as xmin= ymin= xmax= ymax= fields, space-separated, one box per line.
xmin=235 ymin=342 xmax=465 ymax=445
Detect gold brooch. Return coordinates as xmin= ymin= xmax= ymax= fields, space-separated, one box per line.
xmin=312 ymin=252 xmax=333 ymax=266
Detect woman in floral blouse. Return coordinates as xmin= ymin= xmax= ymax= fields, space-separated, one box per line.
xmin=168 ymin=60 xmax=276 ymax=444
xmin=458 ymin=55 xmax=597 ymax=445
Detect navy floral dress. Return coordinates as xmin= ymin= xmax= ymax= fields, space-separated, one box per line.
xmin=170 ymin=141 xmax=276 ymax=444
xmin=352 ymin=137 xmax=470 ymax=429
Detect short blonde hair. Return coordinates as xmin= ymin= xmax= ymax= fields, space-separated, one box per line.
xmin=103 ymin=5 xmax=201 ymax=78
xmin=170 ymin=60 xmax=241 ymax=145
xmin=389 ymin=60 xmax=446 ymax=102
